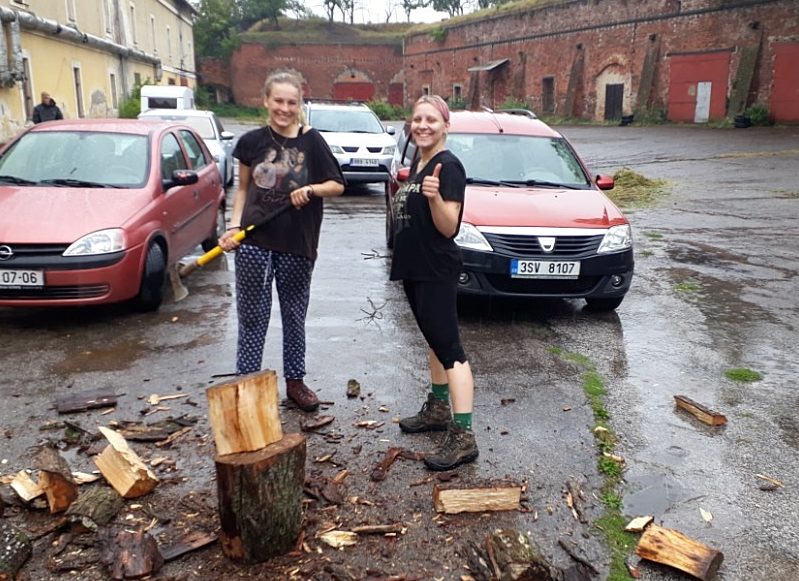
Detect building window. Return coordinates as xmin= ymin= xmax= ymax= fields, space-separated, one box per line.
xmin=134 ymin=72 xmax=141 ymax=87
xmin=166 ymin=26 xmax=172 ymax=59
xmin=542 ymin=76 xmax=555 ymax=114
xmin=452 ymin=84 xmax=463 ymax=103
xmin=73 ymin=66 xmax=84 ymax=118
xmin=130 ymin=4 xmax=137 ymax=45
xmin=422 ymin=85 xmax=431 ymax=97
xmin=110 ymin=74 xmax=118 ymax=109
xmin=150 ymin=15 xmax=157 ymax=53
xmin=66 ymin=0 xmax=76 ymax=22
xmin=104 ymin=0 xmax=114 ymax=34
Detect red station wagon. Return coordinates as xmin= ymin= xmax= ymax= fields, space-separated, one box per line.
xmin=0 ymin=119 xmax=226 ymax=311
xmin=387 ymin=111 xmax=633 ymax=311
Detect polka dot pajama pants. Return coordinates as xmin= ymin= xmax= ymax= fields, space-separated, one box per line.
xmin=234 ymin=244 xmax=314 ymax=378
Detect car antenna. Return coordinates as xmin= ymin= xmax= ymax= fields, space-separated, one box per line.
xmin=482 ymin=105 xmax=504 ymax=134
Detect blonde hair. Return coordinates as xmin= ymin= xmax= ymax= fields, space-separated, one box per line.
xmin=413 ymin=94 xmax=450 ymax=123
xmin=263 ymin=69 xmax=307 ymax=125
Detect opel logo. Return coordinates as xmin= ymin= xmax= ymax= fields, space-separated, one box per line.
xmin=538 ymin=237 xmax=556 ymax=253
xmin=0 ymin=245 xmax=13 ymax=261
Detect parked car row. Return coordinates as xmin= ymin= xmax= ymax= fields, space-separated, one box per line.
xmin=387 ymin=110 xmax=634 ymax=311
xmin=0 ymin=106 xmax=633 ymax=313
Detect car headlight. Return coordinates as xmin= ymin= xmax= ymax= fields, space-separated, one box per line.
xmin=63 ymin=228 xmax=125 ymax=256
xmin=329 ymin=145 xmax=345 ymax=154
xmin=455 ymin=223 xmax=493 ymax=251
xmin=597 ymin=224 xmax=632 ymax=253
xmin=382 ymin=145 xmax=396 ymax=155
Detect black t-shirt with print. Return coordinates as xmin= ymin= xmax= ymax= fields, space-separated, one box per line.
xmin=233 ymin=126 xmax=344 ymax=261
xmin=389 ymin=150 xmax=466 ymax=281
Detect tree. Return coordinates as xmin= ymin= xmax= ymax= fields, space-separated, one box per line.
xmin=237 ymin=0 xmax=290 ymax=29
xmin=401 ymin=0 xmax=430 ymax=22
xmin=431 ymin=0 xmax=464 ymax=17
xmin=194 ymin=0 xmax=240 ymax=58
xmin=322 ymin=0 xmax=341 ymax=22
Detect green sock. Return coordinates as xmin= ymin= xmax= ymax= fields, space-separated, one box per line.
xmin=453 ymin=412 xmax=472 ymax=430
xmin=431 ymin=382 xmax=449 ymax=402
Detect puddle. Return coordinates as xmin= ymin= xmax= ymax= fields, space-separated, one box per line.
xmin=51 ymin=339 xmax=153 ymax=374
xmin=623 ymin=471 xmax=690 ymax=517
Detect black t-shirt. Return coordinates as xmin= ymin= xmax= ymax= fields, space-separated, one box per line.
xmin=233 ymin=126 xmax=344 ymax=261
xmin=389 ymin=150 xmax=466 ymax=281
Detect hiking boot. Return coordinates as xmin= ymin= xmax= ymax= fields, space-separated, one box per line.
xmin=423 ymin=422 xmax=479 ymax=471
xmin=399 ymin=393 xmax=451 ymax=433
xmin=286 ymin=379 xmax=319 ymax=412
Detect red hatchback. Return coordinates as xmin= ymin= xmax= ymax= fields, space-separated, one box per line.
xmin=0 ymin=119 xmax=226 ymax=311
xmin=387 ymin=111 xmax=633 ymax=311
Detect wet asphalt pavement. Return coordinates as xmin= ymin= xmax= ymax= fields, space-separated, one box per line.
xmin=0 ymin=122 xmax=797 ymax=580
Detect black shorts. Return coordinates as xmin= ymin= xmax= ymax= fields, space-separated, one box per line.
xmin=402 ymin=279 xmax=467 ymax=370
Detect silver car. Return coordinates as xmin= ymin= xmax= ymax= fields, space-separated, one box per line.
xmin=304 ymin=101 xmax=396 ymax=185
xmin=138 ymin=108 xmax=235 ymax=187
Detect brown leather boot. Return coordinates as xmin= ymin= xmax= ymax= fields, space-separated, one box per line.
xmin=286 ymin=379 xmax=319 ymax=412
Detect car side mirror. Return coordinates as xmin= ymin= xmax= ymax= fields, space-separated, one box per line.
xmin=397 ymin=167 xmax=410 ymax=182
xmin=164 ymin=168 xmax=199 ymax=190
xmin=386 ymin=126 xmax=396 ymax=135
xmin=595 ymin=174 xmax=614 ymax=190
xmin=221 ymin=131 xmax=235 ymax=140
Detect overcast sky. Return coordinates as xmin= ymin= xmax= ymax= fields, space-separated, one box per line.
xmin=306 ymin=0 xmax=449 ymax=24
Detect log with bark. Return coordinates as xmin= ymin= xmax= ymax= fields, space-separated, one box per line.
xmin=636 ymin=523 xmax=723 ymax=580
xmin=674 ymin=395 xmax=727 ymax=426
xmin=55 ymin=387 xmax=119 ymax=414
xmin=215 ymin=432 xmax=306 ymax=563
xmin=0 ymin=521 xmax=32 ymax=581
xmin=33 ymin=445 xmax=78 ymax=513
xmin=207 ymin=369 xmax=283 ymax=455
xmin=65 ymin=486 xmax=124 ymax=530
xmin=99 ymin=527 xmax=163 ymax=580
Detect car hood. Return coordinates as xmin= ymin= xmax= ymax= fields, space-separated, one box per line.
xmin=0 ymin=186 xmax=154 ymax=244
xmin=462 ymin=185 xmax=627 ymax=229
xmin=319 ymin=131 xmax=394 ymax=147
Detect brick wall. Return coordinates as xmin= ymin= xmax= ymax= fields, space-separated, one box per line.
xmin=403 ymin=0 xmax=798 ymax=121
xmin=200 ymin=0 xmax=798 ymax=121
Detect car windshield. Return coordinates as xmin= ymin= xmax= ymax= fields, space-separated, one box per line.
xmin=310 ymin=109 xmax=385 ymax=133
xmin=0 ymin=131 xmax=149 ymax=188
xmin=147 ymin=116 xmax=215 ymax=140
xmin=446 ymin=133 xmax=591 ymax=188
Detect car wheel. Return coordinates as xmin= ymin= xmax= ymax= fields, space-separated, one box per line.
xmin=585 ymin=297 xmax=624 ymax=312
xmin=202 ymin=203 xmax=226 ymax=252
xmin=133 ymin=243 xmax=166 ymax=312
xmin=384 ymin=182 xmax=394 ymax=250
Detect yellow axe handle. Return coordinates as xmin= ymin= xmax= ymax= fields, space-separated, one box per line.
xmin=178 ymin=226 xmax=251 ymax=278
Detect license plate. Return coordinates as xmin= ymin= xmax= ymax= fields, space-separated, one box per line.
xmin=510 ymin=259 xmax=580 ymax=279
xmin=0 ymin=269 xmax=45 ymax=288
xmin=351 ymin=158 xmax=378 ymax=167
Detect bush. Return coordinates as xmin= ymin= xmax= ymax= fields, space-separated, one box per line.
xmin=449 ymin=97 xmax=467 ymax=111
xmin=367 ymin=100 xmax=408 ymax=121
xmin=117 ymin=79 xmax=151 ymax=118
xmin=744 ymin=104 xmax=772 ymax=126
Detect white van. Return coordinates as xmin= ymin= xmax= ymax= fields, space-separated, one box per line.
xmin=140 ymin=85 xmax=195 ymax=111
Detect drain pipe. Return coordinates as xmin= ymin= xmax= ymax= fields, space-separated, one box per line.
xmin=0 ymin=5 xmax=160 ymax=81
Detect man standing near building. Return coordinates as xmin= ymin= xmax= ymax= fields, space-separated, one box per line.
xmin=32 ymin=92 xmax=63 ymax=123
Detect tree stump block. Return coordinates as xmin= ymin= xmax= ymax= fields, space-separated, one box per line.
xmin=215 ymin=433 xmax=306 ymax=563
xmin=0 ymin=521 xmax=32 ymax=581
xmin=207 ymin=369 xmax=283 ymax=456
xmin=636 ymin=523 xmax=723 ymax=580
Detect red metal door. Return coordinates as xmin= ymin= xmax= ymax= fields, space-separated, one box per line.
xmin=771 ymin=43 xmax=799 ymax=121
xmin=667 ymin=52 xmax=730 ymax=122
xmin=332 ymin=82 xmax=375 ymax=101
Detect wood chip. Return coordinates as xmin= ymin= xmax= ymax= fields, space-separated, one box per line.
xmin=318 ymin=530 xmax=357 ymax=548
xmin=625 ymin=515 xmax=654 ymax=532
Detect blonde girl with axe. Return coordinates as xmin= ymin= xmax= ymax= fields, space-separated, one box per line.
xmin=219 ymin=69 xmax=344 ymax=411
xmin=389 ymin=95 xmax=478 ymax=471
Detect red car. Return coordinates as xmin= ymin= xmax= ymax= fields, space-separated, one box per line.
xmin=387 ymin=111 xmax=633 ymax=311
xmin=0 ymin=119 xmax=226 ymax=311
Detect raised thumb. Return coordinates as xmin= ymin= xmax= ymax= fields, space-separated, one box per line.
xmin=432 ymin=163 xmax=443 ymax=178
